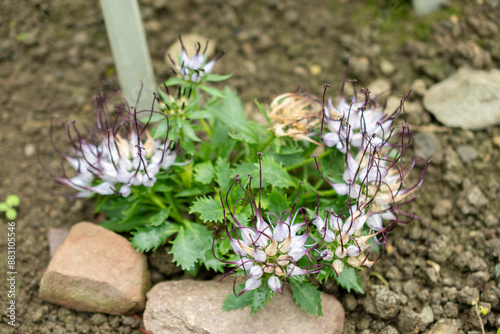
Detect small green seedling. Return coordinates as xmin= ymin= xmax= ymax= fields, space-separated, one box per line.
xmin=0 ymin=195 xmax=20 ymax=220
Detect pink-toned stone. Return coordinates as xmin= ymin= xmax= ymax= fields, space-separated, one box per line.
xmin=144 ymin=279 xmax=344 ymax=334
xmin=39 ymin=222 xmax=150 ymax=315
xmin=47 ymin=228 xmax=70 ymax=257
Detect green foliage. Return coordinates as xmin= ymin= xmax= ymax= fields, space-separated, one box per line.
xmin=222 ymin=283 xmax=273 ymax=315
xmin=131 ymin=222 xmax=179 ymax=252
xmin=189 ymin=197 xmax=224 ymax=223
xmin=0 ymin=195 xmax=20 ymax=220
xmin=170 ymin=222 xmax=213 ymax=270
xmin=334 ymin=267 xmax=365 ymax=294
xmin=289 ymin=278 xmax=323 ymax=317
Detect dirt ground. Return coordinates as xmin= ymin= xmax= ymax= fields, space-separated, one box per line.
xmin=1 ymin=0 xmax=500 ymax=333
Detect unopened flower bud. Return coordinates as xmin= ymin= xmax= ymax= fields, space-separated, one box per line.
xmin=268 ymin=276 xmax=281 ymax=292
xmin=321 ymin=249 xmax=334 ymax=261
xmin=143 ymin=132 xmax=155 ymax=158
xmin=332 ymin=259 xmax=344 ymax=274
xmin=265 ymin=240 xmax=278 ymax=257
xmin=275 ymin=266 xmax=286 ymax=277
xmin=249 ymin=265 xmax=263 ymax=279
xmin=277 ymin=254 xmax=291 ymax=266
xmin=347 ymin=256 xmax=362 ymax=267
xmin=263 ymin=263 xmax=274 ymax=274
xmin=278 ymin=236 xmax=292 ymax=253
xmin=335 ymin=246 xmax=347 ymax=258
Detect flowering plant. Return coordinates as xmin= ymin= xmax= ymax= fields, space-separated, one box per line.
xmin=46 ymin=38 xmax=427 ymax=315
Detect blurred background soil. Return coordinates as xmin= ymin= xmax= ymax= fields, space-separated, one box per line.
xmin=1 ymin=0 xmax=500 ymax=333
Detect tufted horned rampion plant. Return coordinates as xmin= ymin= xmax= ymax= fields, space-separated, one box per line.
xmin=46 ymin=38 xmax=427 ymax=316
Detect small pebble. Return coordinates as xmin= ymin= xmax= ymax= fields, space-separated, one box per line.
xmin=24 ymin=143 xmax=36 ymax=158
xmin=90 ymin=313 xmax=107 ymax=326
xmin=380 ymin=59 xmax=395 ymax=75
xmin=456 ymin=145 xmax=477 ymax=163
xmin=309 ymin=64 xmax=322 ymax=76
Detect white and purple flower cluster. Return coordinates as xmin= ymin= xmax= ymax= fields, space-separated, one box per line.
xmin=169 ymin=36 xmax=225 ymax=83
xmin=312 ymin=62 xmax=428 ymax=273
xmin=218 ymin=156 xmax=321 ymax=295
xmin=50 ymin=92 xmax=177 ymax=198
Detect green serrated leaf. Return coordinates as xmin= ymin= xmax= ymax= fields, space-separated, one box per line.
xmin=194 ymin=161 xmax=215 ymax=185
xmin=131 ymin=222 xmax=179 ymax=252
xmin=189 ymin=197 xmax=224 ymax=223
xmin=147 ymin=208 xmax=170 ymax=226
xmin=266 ymin=188 xmax=288 ymax=215
xmin=6 ymin=195 xmax=20 ymax=207
xmin=289 ymin=278 xmax=323 ymax=317
xmin=261 ymin=156 xmax=295 ymax=189
xmin=215 ymin=157 xmax=232 ymax=192
xmin=251 ymin=286 xmax=271 ymax=315
xmin=6 ymin=208 xmax=17 ymax=220
xmin=170 ymin=223 xmax=213 ymax=270
xmin=335 ymin=267 xmax=365 ymax=294
xmin=222 ymin=284 xmax=254 ymax=312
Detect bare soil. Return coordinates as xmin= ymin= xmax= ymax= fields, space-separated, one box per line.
xmin=1 ymin=0 xmax=500 ymax=333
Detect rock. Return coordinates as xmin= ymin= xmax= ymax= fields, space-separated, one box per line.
xmin=166 ymin=34 xmax=216 ymax=65
xmin=456 ymin=145 xmax=477 ymax=163
xmin=397 ymin=308 xmax=427 ymax=333
xmin=24 ymin=143 xmax=35 ymax=157
xmin=466 ymin=185 xmax=489 ymax=207
xmin=403 ymin=280 xmax=420 ymax=299
xmin=432 ymin=199 xmax=453 ymax=218
xmin=428 ymin=322 xmax=458 ymax=334
xmin=381 ymin=326 xmax=399 ymax=334
xmin=144 ymin=279 xmax=344 ymax=334
xmin=148 ymin=245 xmax=183 ymax=277
xmin=349 ymin=57 xmax=370 ymax=77
xmin=412 ymin=0 xmax=446 ymax=16
xmin=413 ymin=132 xmax=441 ymax=161
xmin=486 ymin=238 xmax=500 ymax=258
xmin=343 ymin=294 xmax=358 ymax=312
xmin=457 ymin=286 xmax=480 ymax=305
xmin=47 ymin=228 xmax=70 ymax=257
xmin=444 ymin=302 xmax=459 ymax=317
xmin=380 ymin=59 xmax=395 ymax=75
xmin=90 ymin=313 xmax=107 ymax=326
xmin=39 ymin=222 xmax=150 ymax=315
xmin=428 ymin=235 xmax=453 ymax=263
xmin=371 ymin=285 xmax=402 ymax=319
xmin=421 ymin=305 xmax=434 ymax=324
xmin=423 ymin=67 xmax=500 ymax=129
xmin=367 ymin=78 xmax=391 ymax=97
xmin=411 ymin=79 xmax=427 ymax=96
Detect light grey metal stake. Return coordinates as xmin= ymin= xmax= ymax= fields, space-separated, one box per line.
xmin=99 ymin=0 xmax=157 ymax=111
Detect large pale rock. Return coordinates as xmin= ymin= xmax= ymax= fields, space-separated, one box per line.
xmin=423 ymin=67 xmax=500 ymax=129
xmin=144 ymin=279 xmax=344 ymax=334
xmin=39 ymin=222 xmax=150 ymax=315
